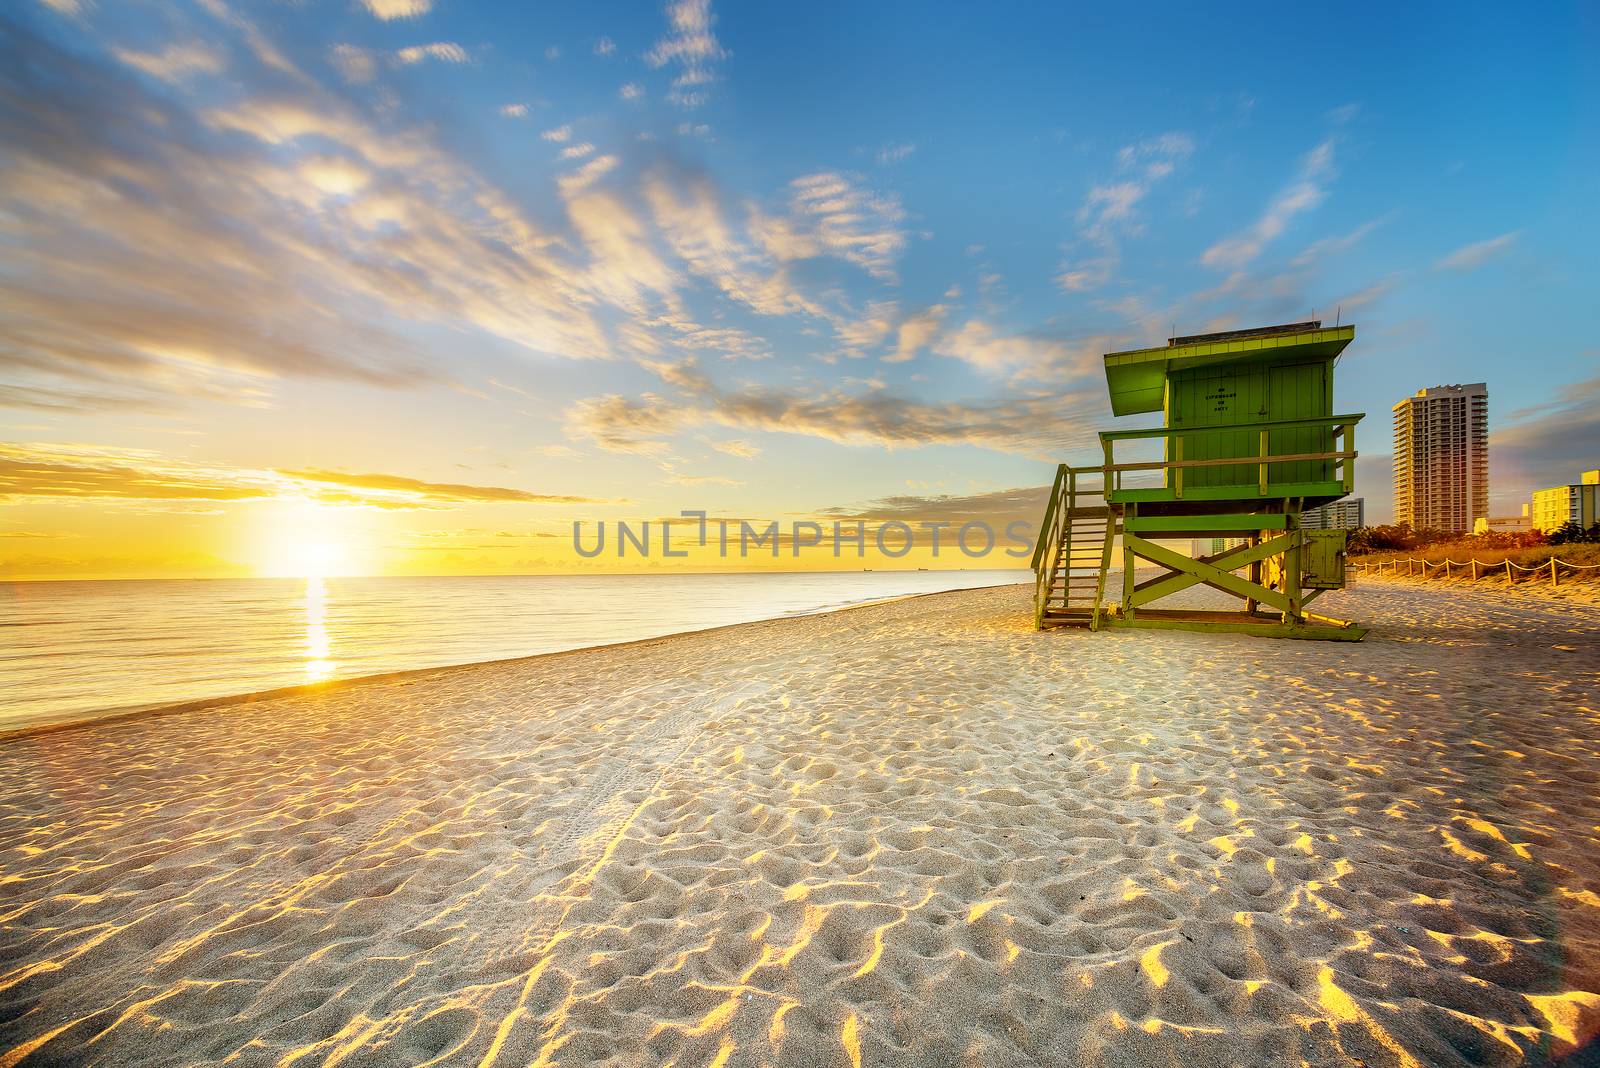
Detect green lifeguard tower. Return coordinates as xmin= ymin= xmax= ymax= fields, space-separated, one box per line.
xmin=1030 ymin=321 xmax=1366 ymax=640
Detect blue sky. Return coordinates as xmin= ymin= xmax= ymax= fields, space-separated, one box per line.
xmin=2 ymin=0 xmax=1597 ymax=576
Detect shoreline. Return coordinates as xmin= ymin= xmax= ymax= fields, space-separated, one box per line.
xmin=0 ymin=578 xmax=1029 ymax=745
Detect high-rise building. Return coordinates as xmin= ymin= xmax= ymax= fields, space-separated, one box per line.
xmin=1304 ymin=498 xmax=1364 ymax=529
xmin=1530 ymin=469 xmax=1600 ymax=533
xmin=1392 ymin=383 xmax=1488 ymax=534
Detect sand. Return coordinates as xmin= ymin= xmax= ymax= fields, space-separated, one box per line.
xmin=3 ymin=580 xmax=1599 ymax=1067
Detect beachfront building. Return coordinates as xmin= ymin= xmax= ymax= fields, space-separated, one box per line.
xmin=1474 ymin=507 xmax=1533 ymax=535
xmin=1033 ymin=321 xmax=1367 ymax=640
xmin=1305 ymin=498 xmax=1364 ymax=529
xmin=1392 ymin=383 xmax=1489 ymax=534
xmin=1530 ymin=469 xmax=1600 ymax=533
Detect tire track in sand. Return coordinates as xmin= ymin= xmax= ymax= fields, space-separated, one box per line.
xmin=477 ymin=680 xmax=775 ymax=1067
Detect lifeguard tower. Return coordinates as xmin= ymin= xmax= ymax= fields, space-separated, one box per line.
xmin=1030 ymin=321 xmax=1366 ymax=640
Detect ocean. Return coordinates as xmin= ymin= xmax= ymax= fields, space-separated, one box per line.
xmin=0 ymin=570 xmax=1025 ymax=732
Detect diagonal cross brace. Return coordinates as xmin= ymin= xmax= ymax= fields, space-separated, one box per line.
xmin=1125 ymin=532 xmax=1294 ymax=613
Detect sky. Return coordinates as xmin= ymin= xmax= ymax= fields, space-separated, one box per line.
xmin=2 ymin=0 xmax=1597 ymax=579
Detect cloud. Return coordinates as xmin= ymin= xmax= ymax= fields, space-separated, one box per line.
xmin=619 ymin=82 xmax=643 ymax=101
xmin=835 ymin=301 xmax=898 ymax=356
xmin=361 ymin=0 xmax=431 ymax=19
xmin=645 ymin=0 xmax=727 ymax=108
xmin=279 ymin=469 xmax=601 ymax=504
xmin=559 ymin=142 xmax=596 ymax=160
xmin=1290 ymin=214 xmax=1391 ymax=268
xmin=594 ymin=36 xmax=616 ymax=56
xmin=1434 ymin=230 xmax=1521 ymax=272
xmin=568 ymin=357 xmax=1109 ymax=459
xmin=541 ymin=124 xmax=573 ymax=142
xmin=114 ymin=42 xmax=225 ymax=83
xmin=1493 ymin=375 xmax=1600 ymax=506
xmin=395 ymin=42 xmax=468 ymax=65
xmin=931 ymin=320 xmax=1111 ymax=383
xmin=709 ymin=438 xmax=760 ymax=458
xmin=759 ymin=172 xmax=908 ymax=281
xmin=818 ymin=484 xmax=1052 ymax=536
xmin=0 ymin=19 xmax=630 ymax=414
xmin=877 ymin=142 xmax=916 ymax=165
xmin=890 ymin=305 xmax=947 ymax=363
xmin=330 ymin=44 xmax=376 ymax=84
xmin=1201 ymin=139 xmax=1335 ymax=271
xmin=0 ymin=442 xmax=604 ymax=508
xmin=499 ymin=102 xmax=529 ymax=118
xmin=1057 ymin=133 xmax=1193 ymax=292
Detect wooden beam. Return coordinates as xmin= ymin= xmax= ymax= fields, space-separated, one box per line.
xmin=1124 ymin=533 xmax=1293 ymax=613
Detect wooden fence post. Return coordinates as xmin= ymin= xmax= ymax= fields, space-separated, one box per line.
xmin=1444 ymin=561 xmax=1451 ymax=579
xmin=1471 ymin=560 xmax=1478 ymax=581
xmin=1551 ymin=559 xmax=1559 ymax=588
xmin=1505 ymin=560 xmax=1512 ymax=584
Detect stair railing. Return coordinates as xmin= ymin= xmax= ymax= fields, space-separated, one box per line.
xmin=1032 ymin=464 xmax=1072 ymax=626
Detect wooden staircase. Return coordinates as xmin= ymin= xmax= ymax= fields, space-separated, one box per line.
xmin=1031 ymin=466 xmax=1119 ymax=629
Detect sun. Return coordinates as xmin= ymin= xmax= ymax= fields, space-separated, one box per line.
xmin=252 ymin=502 xmax=367 ymax=578
xmin=289 ymin=540 xmax=345 ymax=579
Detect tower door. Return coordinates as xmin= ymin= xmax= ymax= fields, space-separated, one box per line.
xmin=1266 ymin=361 xmax=1333 ymax=487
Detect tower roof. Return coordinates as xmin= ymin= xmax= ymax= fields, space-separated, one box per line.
xmin=1103 ymin=322 xmax=1355 ymax=417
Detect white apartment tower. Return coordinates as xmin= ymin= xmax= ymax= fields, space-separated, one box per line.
xmin=1392 ymin=383 xmax=1488 ymax=534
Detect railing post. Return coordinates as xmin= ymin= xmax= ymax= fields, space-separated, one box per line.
xmin=1173 ymin=435 xmax=1183 ymax=499
xmin=1505 ymin=560 xmax=1512 ymax=583
xmin=1470 ymin=559 xmax=1477 ymax=581
xmin=1258 ymin=429 xmax=1269 ymax=495
xmin=1551 ymin=559 xmax=1559 ymax=588
xmin=1343 ymin=423 xmax=1355 ymax=493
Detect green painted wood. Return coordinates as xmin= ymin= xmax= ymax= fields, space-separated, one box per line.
xmin=1107 ymin=480 xmax=1350 ymax=505
xmin=1103 ymin=325 xmax=1353 ymax=416
xmin=1099 ymin=615 xmax=1368 ymax=641
xmin=1124 ymin=513 xmax=1287 ymax=533
xmin=1124 ymin=533 xmax=1293 ymax=612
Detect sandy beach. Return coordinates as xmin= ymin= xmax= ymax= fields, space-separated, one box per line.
xmin=3 ymin=580 xmax=1599 ymax=1067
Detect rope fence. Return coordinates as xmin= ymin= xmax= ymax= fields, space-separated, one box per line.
xmin=1353 ymin=555 xmax=1600 ymax=588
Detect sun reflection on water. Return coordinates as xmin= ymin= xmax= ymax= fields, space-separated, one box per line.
xmin=304 ymin=576 xmax=336 ymax=682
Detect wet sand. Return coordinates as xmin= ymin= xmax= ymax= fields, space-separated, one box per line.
xmin=3 ymin=581 xmax=1599 ymax=1066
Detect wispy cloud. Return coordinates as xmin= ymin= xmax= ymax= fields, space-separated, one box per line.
xmin=889 ymin=305 xmax=947 ymax=363
xmin=876 ymin=142 xmax=916 ymax=165
xmin=280 ymin=469 xmax=600 ymax=504
xmin=645 ymin=0 xmax=727 ymax=108
xmin=361 ymin=0 xmax=431 ymax=20
xmin=594 ymin=36 xmax=616 ymax=56
xmin=931 ymin=321 xmax=1112 ymax=383
xmin=113 ymin=41 xmax=225 ymax=83
xmin=1290 ymin=214 xmax=1391 ymax=268
xmin=1057 ymin=133 xmax=1193 ymax=291
xmin=541 ymin=124 xmax=573 ymax=142
xmin=330 ymin=44 xmax=376 ymax=84
xmin=1434 ymin=230 xmax=1521 ymax=272
xmin=767 ymin=172 xmax=908 ymax=281
xmin=709 ymin=438 xmax=761 ymax=458
xmin=1201 ymin=139 xmax=1334 ymax=271
xmin=568 ymin=358 xmax=1108 ymax=459
xmin=0 ymin=442 xmax=602 ymax=508
xmin=395 ymin=42 xmax=468 ymax=65
xmin=0 ymin=20 xmax=630 ymax=413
